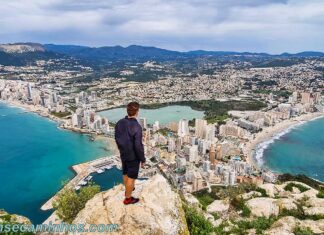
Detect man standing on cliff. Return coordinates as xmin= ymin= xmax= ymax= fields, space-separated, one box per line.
xmin=115 ymin=102 xmax=146 ymax=205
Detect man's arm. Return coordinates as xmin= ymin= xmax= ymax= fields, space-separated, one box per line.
xmin=114 ymin=122 xmax=121 ymax=150
xmin=134 ymin=126 xmax=145 ymax=163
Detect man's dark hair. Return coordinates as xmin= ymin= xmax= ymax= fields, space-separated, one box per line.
xmin=127 ymin=102 xmax=140 ymax=116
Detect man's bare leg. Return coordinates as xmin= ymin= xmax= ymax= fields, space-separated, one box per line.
xmin=123 ymin=174 xmax=128 ymax=186
xmin=125 ymin=177 xmax=135 ymax=198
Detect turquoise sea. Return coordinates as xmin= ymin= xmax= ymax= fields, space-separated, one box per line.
xmin=99 ymin=105 xmax=204 ymax=125
xmin=0 ymin=103 xmax=203 ymax=224
xmin=259 ymin=117 xmax=324 ymax=182
xmin=0 ymin=102 xmax=119 ymax=224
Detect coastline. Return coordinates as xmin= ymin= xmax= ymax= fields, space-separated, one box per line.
xmin=0 ymin=99 xmax=66 ymax=124
xmin=244 ymin=112 xmax=324 ymax=169
xmin=0 ymin=100 xmax=119 ymax=206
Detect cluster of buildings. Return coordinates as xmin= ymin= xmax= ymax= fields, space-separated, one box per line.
xmin=70 ymin=108 xmax=110 ymax=134
xmin=138 ymin=116 xmax=259 ymax=193
xmin=0 ymin=80 xmax=66 ymax=113
xmin=1 ymin=58 xmax=323 ymax=197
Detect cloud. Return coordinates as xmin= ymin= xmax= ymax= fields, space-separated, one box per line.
xmin=0 ymin=0 xmax=323 ymax=53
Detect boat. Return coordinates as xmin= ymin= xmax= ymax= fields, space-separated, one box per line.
xmin=96 ymin=169 xmax=104 ymax=174
xmin=85 ymin=175 xmax=93 ymax=181
xmin=105 ymin=165 xmax=112 ymax=170
xmin=78 ymin=180 xmax=88 ymax=186
xmin=74 ymin=186 xmax=81 ymax=191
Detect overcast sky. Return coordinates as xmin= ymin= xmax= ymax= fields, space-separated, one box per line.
xmin=0 ymin=0 xmax=323 ymax=53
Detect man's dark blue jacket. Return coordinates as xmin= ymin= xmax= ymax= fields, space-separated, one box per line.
xmin=115 ymin=116 xmax=145 ymax=163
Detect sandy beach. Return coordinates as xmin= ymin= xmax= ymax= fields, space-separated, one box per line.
xmin=1 ymin=99 xmax=65 ymax=123
xmin=244 ymin=112 xmax=324 ymax=168
xmin=96 ymin=135 xmax=119 ymax=155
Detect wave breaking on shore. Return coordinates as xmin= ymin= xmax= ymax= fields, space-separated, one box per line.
xmin=253 ymin=121 xmax=307 ymax=167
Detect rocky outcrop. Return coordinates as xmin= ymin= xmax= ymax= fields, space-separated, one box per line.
xmin=207 ymin=200 xmax=229 ymax=214
xmin=0 ymin=43 xmax=45 ymax=53
xmin=0 ymin=209 xmax=31 ymax=224
xmin=241 ymin=191 xmax=262 ymax=200
xmin=265 ymin=216 xmax=324 ymax=235
xmin=258 ymin=184 xmax=280 ymax=197
xmin=72 ymin=174 xmax=189 ymax=235
xmin=276 ymin=198 xmax=297 ymax=211
xmin=246 ymin=198 xmax=279 ymax=218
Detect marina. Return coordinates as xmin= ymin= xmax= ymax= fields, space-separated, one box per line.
xmin=41 ymin=155 xmax=121 ymax=211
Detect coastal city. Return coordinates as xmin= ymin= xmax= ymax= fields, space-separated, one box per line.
xmin=1 ymin=64 xmax=323 ymax=194
xmin=1 ymin=0 xmax=324 ymax=233
xmin=0 ymin=44 xmax=324 ymax=235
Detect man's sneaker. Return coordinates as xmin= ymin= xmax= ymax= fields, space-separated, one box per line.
xmin=123 ymin=197 xmax=139 ymax=205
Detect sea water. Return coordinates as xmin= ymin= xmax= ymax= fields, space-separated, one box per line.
xmin=259 ymin=117 xmax=324 ymax=181
xmin=0 ymin=103 xmax=117 ymax=223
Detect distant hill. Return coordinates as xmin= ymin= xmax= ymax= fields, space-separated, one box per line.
xmin=0 ymin=50 xmax=62 ymax=66
xmin=0 ymin=43 xmax=323 ymax=66
xmin=280 ymin=51 xmax=324 ymax=57
xmin=0 ymin=43 xmax=45 ymax=53
xmin=44 ymin=44 xmax=324 ymax=61
xmin=44 ymin=44 xmax=182 ymax=61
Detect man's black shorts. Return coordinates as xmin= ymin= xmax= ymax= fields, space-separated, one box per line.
xmin=122 ymin=159 xmax=140 ymax=179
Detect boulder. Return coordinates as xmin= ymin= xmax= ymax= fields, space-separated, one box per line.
xmin=276 ymin=198 xmax=297 ymax=211
xmin=246 ymin=198 xmax=279 ymax=218
xmin=206 ymin=200 xmax=230 ymax=214
xmin=304 ymin=206 xmax=324 ymax=216
xmin=241 ymin=191 xmax=262 ymax=200
xmin=265 ymin=216 xmax=324 ymax=235
xmin=259 ymin=184 xmax=280 ymax=197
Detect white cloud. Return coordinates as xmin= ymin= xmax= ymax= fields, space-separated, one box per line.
xmin=0 ymin=0 xmax=323 ymax=53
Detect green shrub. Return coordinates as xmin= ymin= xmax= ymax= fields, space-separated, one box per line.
xmin=241 ymin=205 xmax=251 ymax=217
xmin=255 ymin=187 xmax=268 ymax=197
xmin=193 ymin=189 xmax=219 ymax=209
xmin=228 ymin=216 xmax=277 ymax=235
xmin=230 ymin=196 xmax=251 ymax=217
xmin=0 ymin=211 xmax=34 ymax=235
xmin=211 ymin=212 xmax=220 ymax=220
xmin=53 ymin=182 xmax=100 ymax=223
xmin=293 ymin=226 xmax=314 ymax=235
xmin=278 ymin=174 xmax=323 ymax=190
xmin=316 ymin=189 xmax=324 ymax=198
xmin=183 ymin=204 xmax=214 ymax=235
xmin=284 ymin=183 xmax=309 ymax=193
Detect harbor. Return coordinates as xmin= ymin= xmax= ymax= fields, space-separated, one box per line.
xmin=41 ymin=155 xmax=122 ymax=211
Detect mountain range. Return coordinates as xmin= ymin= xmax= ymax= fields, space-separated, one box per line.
xmin=0 ymin=42 xmax=323 ymax=66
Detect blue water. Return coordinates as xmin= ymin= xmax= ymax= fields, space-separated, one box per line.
xmin=99 ymin=105 xmax=204 ymax=125
xmin=91 ymin=168 xmax=122 ymax=191
xmin=0 ymin=103 xmax=114 ymax=223
xmin=262 ymin=117 xmax=324 ymax=182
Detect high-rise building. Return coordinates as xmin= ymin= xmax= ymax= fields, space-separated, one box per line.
xmin=52 ymin=92 xmax=58 ymax=103
xmin=189 ymin=145 xmax=199 ymax=163
xmin=27 ymin=83 xmax=33 ymax=99
xmin=178 ymin=119 xmax=189 ymax=137
xmin=139 ymin=117 xmax=147 ymax=129
xmin=216 ymin=144 xmax=222 ymax=161
xmin=209 ymin=144 xmax=216 ymax=166
xmin=229 ymin=170 xmax=236 ymax=186
xmin=301 ymin=92 xmax=311 ymax=105
xmin=204 ymin=124 xmax=216 ymax=141
xmin=153 ymin=121 xmax=160 ymax=132
xmin=203 ymin=160 xmax=211 ymax=172
xmin=168 ymin=122 xmax=178 ymax=132
xmin=168 ymin=138 xmax=175 ymax=152
xmin=195 ymin=119 xmax=207 ymax=138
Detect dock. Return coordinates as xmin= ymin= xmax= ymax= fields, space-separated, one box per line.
xmin=41 ymin=155 xmax=121 ymax=211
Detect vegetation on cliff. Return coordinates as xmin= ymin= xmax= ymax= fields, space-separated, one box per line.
xmin=52 ymin=182 xmax=100 ymax=223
